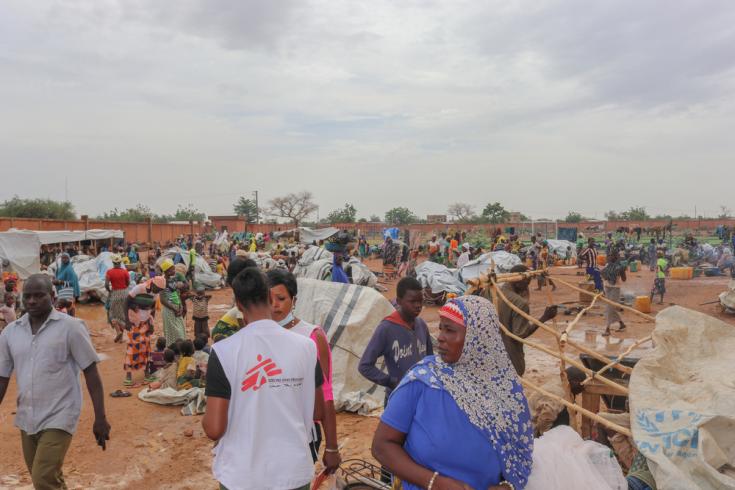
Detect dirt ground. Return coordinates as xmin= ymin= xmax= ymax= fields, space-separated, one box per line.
xmin=1 ymin=259 xmax=733 ymax=489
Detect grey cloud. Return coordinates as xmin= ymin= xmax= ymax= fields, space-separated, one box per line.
xmin=458 ymin=0 xmax=735 ymax=110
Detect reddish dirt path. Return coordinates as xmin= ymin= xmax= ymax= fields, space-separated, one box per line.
xmin=1 ymin=260 xmax=732 ymax=488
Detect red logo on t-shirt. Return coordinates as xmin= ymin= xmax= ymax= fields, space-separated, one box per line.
xmin=241 ymin=354 xmax=282 ymax=392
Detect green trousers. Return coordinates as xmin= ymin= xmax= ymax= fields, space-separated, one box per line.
xmin=20 ymin=429 xmax=73 ymax=490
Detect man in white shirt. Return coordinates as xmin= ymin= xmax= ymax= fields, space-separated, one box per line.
xmin=203 ymin=267 xmax=328 ymax=490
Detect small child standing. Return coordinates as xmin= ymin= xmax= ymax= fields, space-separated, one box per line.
xmin=0 ymin=293 xmax=17 ymax=331
xmin=189 ymin=285 xmax=211 ymax=341
xmin=651 ymin=251 xmax=668 ymax=304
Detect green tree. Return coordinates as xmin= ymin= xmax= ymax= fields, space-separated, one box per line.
xmin=326 ymin=203 xmax=357 ymax=224
xmin=172 ymin=203 xmax=206 ymax=222
xmin=98 ymin=204 xmax=166 ymax=222
xmin=605 ymin=210 xmax=621 ymax=220
xmin=384 ymin=207 xmax=417 ymax=225
xmin=369 ymin=215 xmax=381 ymax=222
xmin=481 ymin=202 xmax=510 ymax=224
xmin=233 ymin=197 xmax=259 ymax=223
xmin=564 ymin=211 xmax=584 ymax=223
xmin=0 ymin=196 xmax=76 ymax=220
xmin=621 ymin=206 xmax=650 ymax=221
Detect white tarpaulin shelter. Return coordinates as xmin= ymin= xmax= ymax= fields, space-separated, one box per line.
xmin=295 ymin=278 xmax=394 ymax=414
xmin=298 ymin=227 xmax=339 ymax=244
xmin=459 ymin=251 xmax=523 ymax=282
xmin=0 ymin=231 xmax=41 ymax=279
xmin=8 ymin=228 xmax=124 ymax=245
xmin=630 ymin=306 xmax=735 ymax=490
xmin=0 ymin=229 xmax=125 ymax=279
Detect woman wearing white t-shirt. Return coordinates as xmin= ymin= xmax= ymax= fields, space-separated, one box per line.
xmin=203 ymin=268 xmax=327 ymax=490
xmin=267 ymin=270 xmax=341 ymax=472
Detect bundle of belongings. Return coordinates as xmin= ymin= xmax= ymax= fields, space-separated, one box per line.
xmin=414 ymin=261 xmax=466 ymax=298
xmin=156 ymin=247 xmax=222 ymax=289
xmin=720 ymin=280 xmax=735 ymax=313
xmin=628 ymin=306 xmax=735 ymax=489
xmin=293 ymin=246 xmax=378 ymax=288
xmin=458 ymin=251 xmax=523 ymax=282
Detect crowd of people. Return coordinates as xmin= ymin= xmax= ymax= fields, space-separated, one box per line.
xmin=2 ymin=225 xmax=733 ymax=489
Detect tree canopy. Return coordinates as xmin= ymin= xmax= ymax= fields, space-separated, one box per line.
xmin=326 ymin=203 xmax=357 ymax=224
xmin=564 ymin=211 xmax=584 ymax=223
xmin=481 ymin=202 xmax=510 ymax=224
xmin=384 ymin=207 xmax=417 ymax=225
xmin=0 ymin=196 xmax=76 ymax=220
xmin=233 ymin=197 xmax=259 ymax=223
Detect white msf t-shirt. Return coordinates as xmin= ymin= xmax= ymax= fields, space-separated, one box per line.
xmin=207 ymin=319 xmax=319 ymax=490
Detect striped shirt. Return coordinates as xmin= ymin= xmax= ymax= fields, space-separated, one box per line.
xmin=579 ymin=246 xmax=598 ymax=268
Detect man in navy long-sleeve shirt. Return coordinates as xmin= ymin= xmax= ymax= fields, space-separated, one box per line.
xmin=359 ymin=277 xmax=433 ymax=406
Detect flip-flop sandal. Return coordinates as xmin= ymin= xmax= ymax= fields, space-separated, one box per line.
xmin=617 ymin=325 xmax=627 ymax=331
xmin=114 ymin=333 xmax=123 ymax=343
xmin=601 ymin=330 xmax=611 ymax=337
xmin=123 ymin=379 xmax=133 ymax=387
xmin=110 ymin=390 xmax=132 ymax=398
xmin=144 ymin=376 xmax=157 ymax=383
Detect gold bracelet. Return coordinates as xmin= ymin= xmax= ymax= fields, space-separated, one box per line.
xmin=427 ymin=471 xmax=439 ymax=490
xmin=499 ymin=482 xmax=515 ymax=490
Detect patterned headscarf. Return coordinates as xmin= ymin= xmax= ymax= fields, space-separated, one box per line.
xmin=396 ymin=295 xmax=533 ymax=488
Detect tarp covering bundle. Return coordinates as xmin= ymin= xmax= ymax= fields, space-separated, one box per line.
xmin=629 ymin=306 xmax=735 ymax=490
xmin=458 ymin=251 xmax=523 ymax=282
xmin=294 ymin=278 xmax=394 ymax=414
xmin=157 ymin=247 xmax=222 ymax=289
xmin=414 ymin=261 xmax=466 ymax=295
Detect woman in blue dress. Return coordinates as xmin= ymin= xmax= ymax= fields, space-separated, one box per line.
xmin=372 ymin=295 xmax=533 ymax=490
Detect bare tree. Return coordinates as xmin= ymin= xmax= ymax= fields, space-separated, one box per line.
xmin=447 ymin=202 xmax=476 ymax=222
xmin=719 ymin=205 xmax=732 ymax=219
xmin=268 ymin=191 xmax=319 ymax=226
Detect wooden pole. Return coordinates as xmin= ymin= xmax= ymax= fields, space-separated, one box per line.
xmin=582 ymin=335 xmax=653 ymax=386
xmin=552 ymin=277 xmax=656 ymax=322
xmin=492 ymin=279 xmax=634 ymax=375
xmin=560 ymin=293 xmax=602 ymax=346
xmin=521 ymin=379 xmax=632 ymax=438
xmin=498 ymin=320 xmax=628 ymax=395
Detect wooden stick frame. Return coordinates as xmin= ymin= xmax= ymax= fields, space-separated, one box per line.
xmin=465 ymin=268 xmax=657 ymax=437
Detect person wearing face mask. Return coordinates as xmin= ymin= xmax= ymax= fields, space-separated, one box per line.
xmin=266 ymin=269 xmax=341 ymax=474
xmin=371 ymin=296 xmax=533 ymax=490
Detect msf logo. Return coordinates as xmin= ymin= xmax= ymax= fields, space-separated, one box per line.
xmin=241 ymin=354 xmax=282 ymax=392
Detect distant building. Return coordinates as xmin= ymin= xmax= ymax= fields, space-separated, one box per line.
xmin=427 ymin=214 xmax=447 ymax=224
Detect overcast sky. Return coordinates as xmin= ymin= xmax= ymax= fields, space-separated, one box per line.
xmin=2 ymin=1 xmax=734 ymax=221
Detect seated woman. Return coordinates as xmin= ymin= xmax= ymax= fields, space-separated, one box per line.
xmin=372 ymin=295 xmax=533 ymax=490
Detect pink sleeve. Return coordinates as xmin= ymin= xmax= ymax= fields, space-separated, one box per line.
xmin=310 ymin=327 xmax=334 ymax=402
